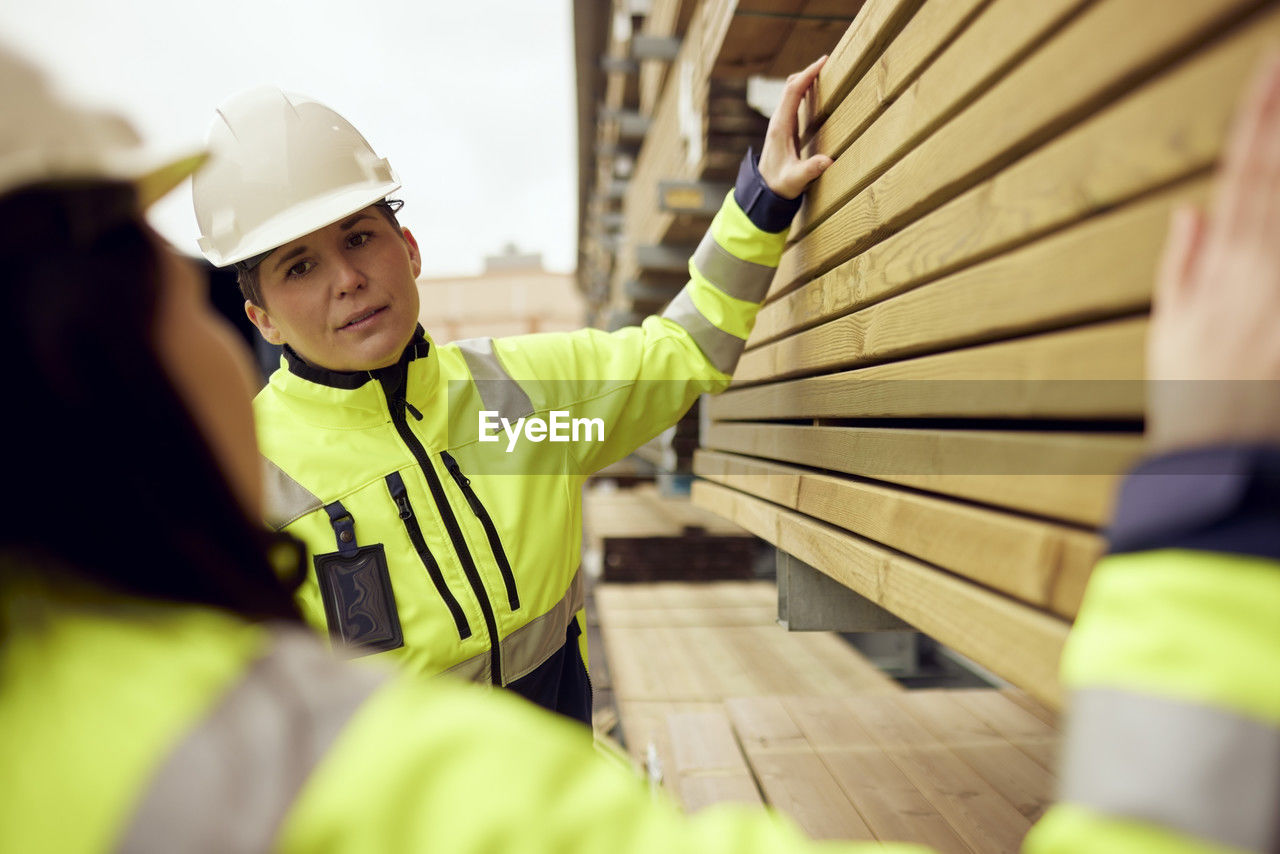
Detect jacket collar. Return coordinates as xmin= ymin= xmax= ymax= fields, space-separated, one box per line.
xmin=281 ymin=326 xmax=432 ymax=389
xmin=264 ymin=326 xmax=443 ymax=429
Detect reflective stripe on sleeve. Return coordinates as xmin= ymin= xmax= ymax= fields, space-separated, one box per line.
xmin=261 ymin=457 xmax=323 ymax=531
xmin=1059 ymin=687 xmax=1280 ymax=853
xmin=117 ymin=627 xmax=388 ymax=854
xmin=455 ymin=338 xmax=535 ymax=421
xmin=661 ymin=289 xmax=746 ymax=375
xmin=444 ymin=569 xmax=585 ymax=686
xmin=690 ymin=230 xmax=776 ymax=304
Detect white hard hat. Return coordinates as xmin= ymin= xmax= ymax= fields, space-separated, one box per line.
xmin=192 ymin=87 xmax=401 ymax=268
xmin=0 ymin=44 xmax=206 ymax=207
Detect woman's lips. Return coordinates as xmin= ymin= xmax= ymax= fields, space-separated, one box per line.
xmin=339 ymin=306 xmax=387 ymax=331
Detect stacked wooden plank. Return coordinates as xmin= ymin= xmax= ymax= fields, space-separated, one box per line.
xmin=584 ymin=485 xmax=764 ymax=581
xmin=580 ymin=0 xmax=857 ymax=334
xmin=691 ymin=0 xmax=1280 ymax=708
xmin=596 ymin=581 xmax=1061 ymax=850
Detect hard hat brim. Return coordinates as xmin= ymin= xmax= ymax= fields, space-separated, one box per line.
xmin=134 ymin=150 xmax=210 ymax=209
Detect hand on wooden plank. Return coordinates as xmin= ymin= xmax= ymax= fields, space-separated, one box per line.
xmin=1147 ymin=51 xmax=1280 ymax=451
xmin=758 ymin=55 xmax=835 ymax=200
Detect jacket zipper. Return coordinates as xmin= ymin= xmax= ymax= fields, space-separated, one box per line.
xmin=381 ymin=381 xmax=505 ymax=686
xmin=440 ymin=450 xmax=520 ymax=611
xmin=384 ymin=471 xmax=471 ymax=640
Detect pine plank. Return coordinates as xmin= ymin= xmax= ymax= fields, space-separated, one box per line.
xmin=695 ymin=449 xmax=1103 ymax=617
xmin=888 ymin=746 xmax=1033 ymax=853
xmin=738 ymin=179 xmax=1210 ymax=381
xmin=777 ymin=0 xmax=1260 ymax=296
xmin=950 ymin=689 xmax=1059 ymax=741
xmin=799 ymin=0 xmax=1088 ymax=236
xmin=765 ymin=2 xmax=1280 ymax=310
xmin=615 ymin=699 xmax=723 ymax=766
xmin=888 ymin=691 xmax=1006 ymax=746
xmin=678 ymin=775 xmax=766 ymax=811
xmin=701 ymin=421 xmax=1138 ymax=527
xmin=714 ymin=316 xmax=1147 ymax=421
xmin=748 ymin=750 xmax=879 ymax=840
xmin=668 ymin=709 xmax=755 ymax=776
xmin=802 ymin=0 xmax=991 ymax=165
xmin=725 ymin=695 xmax=810 ymax=754
xmin=949 ymin=742 xmax=1056 ymax=822
xmin=692 ymin=481 xmax=1070 ymax=706
xmin=799 ymin=0 xmax=924 ymax=137
xmin=822 ymin=748 xmax=974 ymax=853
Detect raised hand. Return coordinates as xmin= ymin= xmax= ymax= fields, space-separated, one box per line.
xmin=1147 ymin=52 xmax=1280 ymax=451
xmin=757 ymin=55 xmax=835 ymax=200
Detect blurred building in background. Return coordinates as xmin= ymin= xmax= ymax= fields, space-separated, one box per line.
xmin=417 ymin=245 xmax=588 ymax=342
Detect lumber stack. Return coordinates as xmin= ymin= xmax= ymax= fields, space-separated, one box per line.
xmin=580 ymin=0 xmax=856 ymax=335
xmin=596 ymin=581 xmax=1060 ymax=850
xmin=584 ymin=485 xmax=764 ymax=581
xmin=690 ymin=0 xmax=1280 ymax=708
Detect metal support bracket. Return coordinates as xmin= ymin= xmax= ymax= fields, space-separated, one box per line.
xmin=776 ymin=550 xmax=911 ymax=633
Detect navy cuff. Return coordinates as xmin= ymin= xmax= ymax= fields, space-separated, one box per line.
xmin=1107 ymin=444 xmax=1280 ymax=562
xmin=734 ymin=147 xmax=803 ymax=234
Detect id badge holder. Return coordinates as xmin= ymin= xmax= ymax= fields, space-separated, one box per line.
xmin=314 ymin=501 xmax=404 ymax=656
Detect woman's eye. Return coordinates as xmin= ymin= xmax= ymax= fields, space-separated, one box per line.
xmin=286 ymin=260 xmax=314 ymax=278
xmin=348 ymin=231 xmax=372 ymax=248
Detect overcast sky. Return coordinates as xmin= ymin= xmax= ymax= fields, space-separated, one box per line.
xmin=0 ymin=0 xmax=579 ymax=276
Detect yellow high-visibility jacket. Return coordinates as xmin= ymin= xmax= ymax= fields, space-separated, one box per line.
xmin=1025 ymin=446 xmax=1280 ymax=854
xmin=253 ymin=190 xmax=785 ymax=710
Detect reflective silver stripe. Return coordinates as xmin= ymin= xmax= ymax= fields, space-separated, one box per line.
xmin=661 ymin=288 xmax=746 ymax=375
xmin=442 ymin=570 xmax=585 ymax=686
xmin=1059 ymin=687 xmax=1280 ymax=853
xmin=261 ymin=457 xmax=322 ymax=531
xmin=503 ymin=569 xmax=585 ymax=683
xmin=455 ymin=337 xmax=534 ymax=421
xmin=119 ymin=627 xmax=387 ymax=854
xmin=691 ymin=230 xmax=775 ymax=303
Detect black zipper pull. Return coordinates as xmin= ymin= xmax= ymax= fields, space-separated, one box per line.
xmin=441 ymin=450 xmax=470 ymax=487
xmin=404 ymin=400 xmax=423 ymax=420
xmin=386 ymin=471 xmax=414 ymax=519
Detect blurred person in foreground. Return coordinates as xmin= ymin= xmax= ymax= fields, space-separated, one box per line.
xmin=1 ymin=40 xmax=1277 ymax=854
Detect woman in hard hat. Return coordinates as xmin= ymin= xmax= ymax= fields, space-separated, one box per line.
xmin=188 ymin=62 xmax=836 ymax=723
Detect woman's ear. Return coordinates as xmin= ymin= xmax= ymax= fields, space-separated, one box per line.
xmin=244 ymin=300 xmax=284 ymax=346
xmin=402 ymin=227 xmax=422 ymax=279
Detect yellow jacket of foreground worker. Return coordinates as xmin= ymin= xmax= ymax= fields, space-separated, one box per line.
xmin=3 ymin=448 xmax=1274 ymax=854
xmin=0 ymin=574 xmax=929 ymax=854
xmin=253 ymin=172 xmax=790 ymax=720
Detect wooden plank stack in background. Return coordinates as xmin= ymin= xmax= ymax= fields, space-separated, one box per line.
xmin=596 ymin=581 xmax=1061 ymax=851
xmin=580 ymin=0 xmax=856 ymax=335
xmin=584 ymin=485 xmax=765 ymax=581
xmin=690 ymin=0 xmax=1280 ymax=708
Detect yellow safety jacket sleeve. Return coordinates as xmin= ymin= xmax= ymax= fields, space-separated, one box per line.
xmin=281 ymin=668 xmax=934 ymax=854
xmin=478 ymin=190 xmax=785 ymax=477
xmin=1024 ymin=446 xmax=1280 ymax=854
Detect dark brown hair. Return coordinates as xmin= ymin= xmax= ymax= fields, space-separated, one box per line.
xmin=0 ymin=180 xmax=304 ymax=623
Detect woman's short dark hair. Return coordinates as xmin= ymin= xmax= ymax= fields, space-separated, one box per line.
xmin=0 ymin=180 xmax=303 ymax=623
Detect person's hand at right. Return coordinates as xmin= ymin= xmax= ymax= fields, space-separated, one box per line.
xmin=1147 ymin=51 xmax=1280 ymax=452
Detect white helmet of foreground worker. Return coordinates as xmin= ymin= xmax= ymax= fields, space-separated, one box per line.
xmin=192 ymin=87 xmax=401 ymax=268
xmin=0 ymin=44 xmax=205 ymax=208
